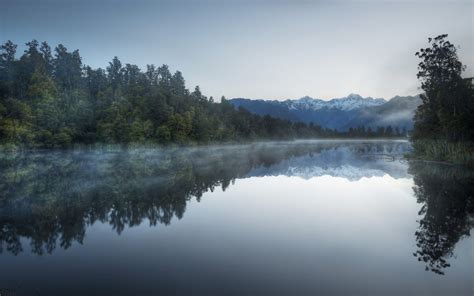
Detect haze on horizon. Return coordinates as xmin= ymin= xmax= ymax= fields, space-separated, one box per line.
xmin=1 ymin=0 xmax=472 ymax=101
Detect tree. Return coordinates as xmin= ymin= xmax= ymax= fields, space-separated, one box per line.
xmin=98 ymin=97 xmax=133 ymax=143
xmin=84 ymin=66 xmax=107 ymax=103
xmin=40 ymin=42 xmax=53 ymax=74
xmin=53 ymin=44 xmax=82 ymax=90
xmin=107 ymin=56 xmax=123 ymax=99
xmin=191 ymin=86 xmax=203 ymax=101
xmin=145 ymin=64 xmax=157 ymax=85
xmin=14 ymin=40 xmax=44 ymax=99
xmin=0 ymin=98 xmax=34 ymax=144
xmin=413 ymin=34 xmax=471 ymax=142
xmin=27 ymin=65 xmax=63 ymax=145
xmin=157 ymin=64 xmax=172 ymax=90
xmin=171 ymin=71 xmax=186 ymax=97
xmin=2 ymin=39 xmax=377 ymax=148
xmin=0 ymin=40 xmax=17 ymax=65
xmin=0 ymin=40 xmax=17 ymax=98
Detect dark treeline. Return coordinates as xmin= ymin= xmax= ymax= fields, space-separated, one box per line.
xmin=346 ymin=125 xmax=406 ymax=138
xmin=411 ymin=35 xmax=474 ymax=164
xmin=0 ymin=40 xmax=405 ymax=148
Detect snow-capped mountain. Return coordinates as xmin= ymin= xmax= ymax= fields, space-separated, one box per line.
xmin=230 ymin=94 xmax=421 ymax=131
xmin=284 ymin=94 xmax=386 ymax=111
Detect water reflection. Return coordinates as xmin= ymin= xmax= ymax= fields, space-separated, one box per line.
xmin=409 ymin=161 xmax=474 ymax=275
xmin=0 ymin=141 xmax=409 ymax=255
xmin=0 ymin=140 xmax=472 ymax=278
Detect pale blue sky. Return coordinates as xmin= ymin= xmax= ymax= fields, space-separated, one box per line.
xmin=1 ymin=0 xmax=472 ymax=100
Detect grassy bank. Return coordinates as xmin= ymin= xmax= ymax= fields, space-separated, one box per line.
xmin=408 ymin=140 xmax=474 ymax=166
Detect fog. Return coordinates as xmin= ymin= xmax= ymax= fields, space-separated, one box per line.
xmin=1 ymin=139 xmax=472 ymax=296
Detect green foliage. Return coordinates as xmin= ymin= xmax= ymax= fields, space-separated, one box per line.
xmin=411 ymin=140 xmax=474 ymax=166
xmin=411 ymin=35 xmax=473 ymax=164
xmin=413 ymin=34 xmax=473 ymax=142
xmin=0 ymin=39 xmax=404 ymax=148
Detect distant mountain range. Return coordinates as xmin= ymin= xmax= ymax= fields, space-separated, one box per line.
xmin=230 ymin=94 xmax=421 ymax=131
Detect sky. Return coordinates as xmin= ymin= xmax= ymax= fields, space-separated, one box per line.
xmin=1 ymin=0 xmax=473 ymax=100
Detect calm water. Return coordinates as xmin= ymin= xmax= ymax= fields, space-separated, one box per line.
xmin=0 ymin=140 xmax=472 ymax=296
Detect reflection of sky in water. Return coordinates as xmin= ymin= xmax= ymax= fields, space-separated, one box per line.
xmin=245 ymin=141 xmax=411 ymax=180
xmin=248 ymin=149 xmax=410 ymax=180
xmin=0 ymin=141 xmax=472 ymax=295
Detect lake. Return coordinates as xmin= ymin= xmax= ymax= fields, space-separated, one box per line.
xmin=0 ymin=140 xmax=472 ymax=296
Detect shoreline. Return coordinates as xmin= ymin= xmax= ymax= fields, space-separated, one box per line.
xmin=0 ymin=137 xmax=410 ymax=152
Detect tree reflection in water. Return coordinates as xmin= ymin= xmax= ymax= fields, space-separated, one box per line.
xmin=0 ymin=141 xmax=409 ymax=255
xmin=409 ymin=161 xmax=473 ymax=275
xmin=6 ymin=140 xmax=473 ymax=274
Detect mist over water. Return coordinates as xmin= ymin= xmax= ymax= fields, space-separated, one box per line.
xmin=0 ymin=140 xmax=472 ymax=295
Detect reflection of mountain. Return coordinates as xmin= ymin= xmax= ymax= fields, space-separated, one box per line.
xmin=409 ymin=161 xmax=474 ymax=275
xmin=248 ymin=143 xmax=410 ymax=180
xmin=0 ymin=141 xmax=410 ymax=254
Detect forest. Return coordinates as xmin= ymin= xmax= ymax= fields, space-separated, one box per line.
xmin=410 ymin=35 xmax=474 ymax=165
xmin=0 ymin=40 xmax=404 ymax=148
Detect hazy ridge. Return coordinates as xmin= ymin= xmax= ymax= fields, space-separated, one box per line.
xmin=230 ymin=94 xmax=421 ymax=131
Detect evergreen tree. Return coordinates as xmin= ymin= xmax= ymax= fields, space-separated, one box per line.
xmin=0 ymin=39 xmax=407 ymax=148
xmin=413 ymin=34 xmax=472 ymax=142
